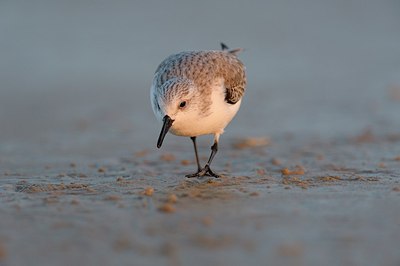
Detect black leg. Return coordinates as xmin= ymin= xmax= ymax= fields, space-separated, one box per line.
xmin=201 ymin=141 xmax=220 ymax=178
xmin=190 ymin=137 xmax=201 ymax=172
xmin=186 ymin=140 xmax=220 ymax=178
xmin=206 ymin=142 xmax=218 ymax=166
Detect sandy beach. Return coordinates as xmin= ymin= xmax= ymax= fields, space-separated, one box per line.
xmin=1 ymin=1 xmax=400 ymax=265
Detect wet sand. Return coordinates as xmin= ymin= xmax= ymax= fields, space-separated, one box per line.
xmin=1 ymin=123 xmax=400 ymax=266
xmin=1 ymin=1 xmax=400 ymax=266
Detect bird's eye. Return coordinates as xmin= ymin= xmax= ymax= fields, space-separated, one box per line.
xmin=179 ymin=101 xmax=187 ymax=108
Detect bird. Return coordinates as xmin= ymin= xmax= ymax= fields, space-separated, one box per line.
xmin=150 ymin=43 xmax=246 ymax=178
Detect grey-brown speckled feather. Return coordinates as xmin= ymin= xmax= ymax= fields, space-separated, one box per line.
xmin=153 ymin=51 xmax=246 ymax=104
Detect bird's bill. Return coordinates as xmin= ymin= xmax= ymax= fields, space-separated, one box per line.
xmin=157 ymin=115 xmax=174 ymax=148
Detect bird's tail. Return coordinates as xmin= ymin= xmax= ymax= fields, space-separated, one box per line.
xmin=220 ymin=42 xmax=243 ymax=55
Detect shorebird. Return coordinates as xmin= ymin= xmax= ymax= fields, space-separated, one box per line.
xmin=150 ymin=43 xmax=246 ymax=178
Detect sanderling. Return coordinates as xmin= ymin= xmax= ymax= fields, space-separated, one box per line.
xmin=150 ymin=43 xmax=246 ymax=178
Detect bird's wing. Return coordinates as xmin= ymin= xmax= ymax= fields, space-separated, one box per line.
xmin=222 ymin=57 xmax=246 ymax=104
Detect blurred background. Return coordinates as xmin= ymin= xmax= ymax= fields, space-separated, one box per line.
xmin=0 ymin=0 xmax=399 ymax=159
xmin=1 ymin=2 xmax=400 ymax=266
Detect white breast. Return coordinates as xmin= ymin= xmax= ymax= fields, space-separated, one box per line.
xmin=169 ymin=81 xmax=242 ymax=137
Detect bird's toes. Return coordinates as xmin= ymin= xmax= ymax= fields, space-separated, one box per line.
xmin=205 ymin=168 xmax=220 ymax=178
xmin=185 ymin=165 xmax=220 ymax=178
xmin=185 ymin=172 xmax=201 ymax=178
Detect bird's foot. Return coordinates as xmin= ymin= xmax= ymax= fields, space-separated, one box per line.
xmin=185 ymin=165 xmax=220 ymax=178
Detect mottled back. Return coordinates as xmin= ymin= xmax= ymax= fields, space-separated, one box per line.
xmin=153 ymin=51 xmax=246 ymax=104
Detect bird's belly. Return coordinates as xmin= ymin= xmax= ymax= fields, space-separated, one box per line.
xmin=169 ymin=118 xmax=224 ymax=136
xmin=170 ymin=99 xmax=242 ymax=137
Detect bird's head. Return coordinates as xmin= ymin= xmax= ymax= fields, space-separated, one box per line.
xmin=154 ymin=78 xmax=200 ymax=148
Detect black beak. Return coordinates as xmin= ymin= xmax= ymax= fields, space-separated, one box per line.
xmin=157 ymin=115 xmax=174 ymax=148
